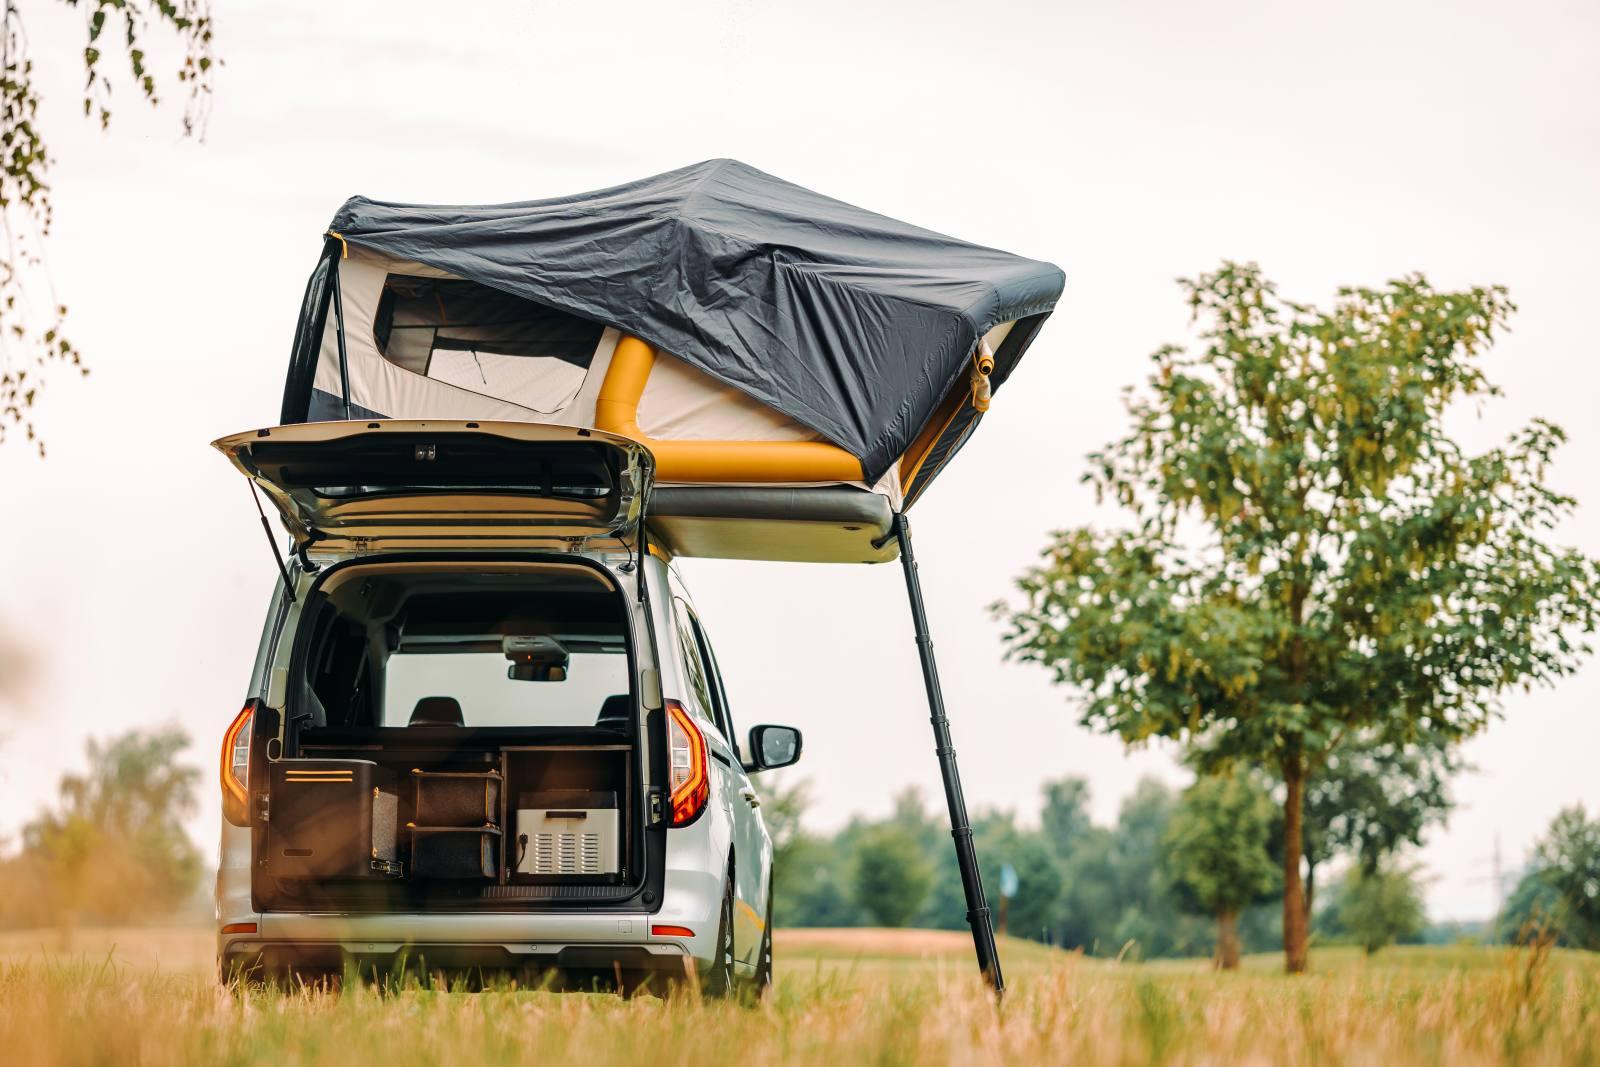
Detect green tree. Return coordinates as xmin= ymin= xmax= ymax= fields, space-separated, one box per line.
xmin=1102 ymin=777 xmax=1210 ymax=960
xmin=1164 ymin=772 xmax=1280 ymax=968
xmin=1040 ymin=776 xmax=1093 ymax=856
xmin=1498 ymin=866 xmax=1569 ymax=946
xmin=1334 ymin=862 xmax=1427 ymax=955
xmin=760 ymin=774 xmax=811 ymax=875
xmin=773 ymin=832 xmax=864 ymax=928
xmin=875 ymin=787 xmax=969 ymax=931
xmin=761 ymin=776 xmax=868 ymax=928
xmin=1 ymin=1 xmax=216 ymax=452
xmin=852 ymin=823 xmax=933 ymax=928
xmin=960 ymin=809 xmax=1065 ymax=942
xmin=1299 ymin=733 xmax=1459 ymax=918
xmin=7 ymin=727 xmax=201 ymax=927
xmin=997 ymin=835 xmax=1062 ymax=942
xmin=997 ymin=264 xmax=1600 ymax=971
xmin=1054 ymin=823 xmax=1120 ymax=951
xmin=1528 ymin=805 xmax=1600 ymax=950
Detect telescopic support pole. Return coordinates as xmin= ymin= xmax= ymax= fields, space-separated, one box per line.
xmin=330 ymin=252 xmax=353 ymax=420
xmin=889 ymin=512 xmax=1004 ymax=995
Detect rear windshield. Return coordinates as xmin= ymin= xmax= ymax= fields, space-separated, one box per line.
xmin=382 ymin=650 xmax=627 ymax=728
xmin=295 ymin=565 xmax=632 ymax=731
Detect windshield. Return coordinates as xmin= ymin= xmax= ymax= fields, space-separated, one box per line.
xmin=382 ymin=650 xmax=628 ymax=729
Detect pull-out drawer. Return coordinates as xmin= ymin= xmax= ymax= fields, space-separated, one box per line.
xmin=408 ymin=824 xmax=503 ymax=879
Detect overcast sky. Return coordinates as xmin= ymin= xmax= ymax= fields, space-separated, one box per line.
xmin=2 ymin=0 xmax=1596 ymax=920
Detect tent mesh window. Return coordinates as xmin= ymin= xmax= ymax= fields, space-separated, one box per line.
xmin=373 ymin=276 xmax=606 ymax=414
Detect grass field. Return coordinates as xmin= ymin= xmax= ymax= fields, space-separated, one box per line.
xmin=2 ymin=926 xmax=1597 ymax=1065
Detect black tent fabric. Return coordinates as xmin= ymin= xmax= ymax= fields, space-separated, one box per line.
xmin=325 ymin=159 xmax=1063 ymax=482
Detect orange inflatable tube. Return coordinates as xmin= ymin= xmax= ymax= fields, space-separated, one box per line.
xmin=594 ymin=336 xmax=865 ymax=484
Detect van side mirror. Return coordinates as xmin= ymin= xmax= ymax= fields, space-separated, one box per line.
xmin=747 ymin=724 xmax=802 ymax=772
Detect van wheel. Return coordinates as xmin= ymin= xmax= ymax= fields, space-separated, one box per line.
xmin=746 ymin=883 xmax=773 ymax=1000
xmin=703 ymin=872 xmax=736 ymax=999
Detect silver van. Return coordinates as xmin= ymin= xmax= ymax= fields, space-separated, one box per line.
xmin=214 ymin=421 xmax=801 ymax=996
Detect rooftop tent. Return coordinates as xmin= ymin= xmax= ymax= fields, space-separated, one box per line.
xmin=269 ymin=160 xmax=1062 ymax=994
xmin=279 ymin=159 xmax=1064 ymax=532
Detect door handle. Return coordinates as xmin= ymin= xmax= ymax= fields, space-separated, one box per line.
xmin=740 ymin=789 xmax=760 ymax=808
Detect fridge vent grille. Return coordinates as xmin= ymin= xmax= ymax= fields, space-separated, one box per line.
xmin=530 ymin=832 xmax=604 ymax=874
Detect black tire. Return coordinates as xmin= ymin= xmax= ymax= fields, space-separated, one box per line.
xmin=745 ymin=882 xmax=773 ymax=1001
xmin=703 ymin=870 xmax=737 ymax=999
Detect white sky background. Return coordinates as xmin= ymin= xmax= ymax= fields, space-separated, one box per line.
xmin=1 ymin=0 xmax=1596 ymax=921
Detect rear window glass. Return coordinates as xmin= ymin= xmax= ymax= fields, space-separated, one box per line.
xmin=298 ymin=568 xmax=631 ymax=731
xmin=383 ymin=651 xmax=628 ymax=729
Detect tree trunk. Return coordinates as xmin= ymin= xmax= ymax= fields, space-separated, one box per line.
xmin=1215 ymin=910 xmax=1242 ymax=970
xmin=1282 ymin=757 xmax=1310 ymax=973
xmin=1305 ymin=858 xmax=1317 ymax=928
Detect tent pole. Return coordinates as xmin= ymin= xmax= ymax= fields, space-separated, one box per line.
xmin=890 ymin=512 xmax=1005 ymax=995
xmin=329 ymin=256 xmax=353 ymax=420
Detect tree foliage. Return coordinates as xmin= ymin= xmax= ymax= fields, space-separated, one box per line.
xmin=996 ymin=263 xmax=1600 ymax=971
xmin=1041 ymin=775 xmax=1093 ymax=854
xmin=1498 ymin=864 xmax=1568 ymax=947
xmin=1 ymin=1 xmax=216 ymax=452
xmin=773 ymin=777 xmax=1235 ymax=959
xmin=0 ymin=727 xmax=202 ymax=928
xmin=758 ymin=773 xmax=810 ymax=875
xmin=852 ymin=822 xmax=933 ymax=928
xmin=1332 ymin=862 xmax=1427 ymax=955
xmin=1514 ymin=805 xmax=1600 ymax=950
xmin=1298 ymin=731 xmax=1459 ymax=916
xmin=1165 ymin=772 xmax=1279 ymax=968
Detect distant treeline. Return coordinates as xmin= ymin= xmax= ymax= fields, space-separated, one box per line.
xmin=772 ymin=776 xmax=1275 ymax=958
xmin=0 ymin=728 xmax=203 ymax=930
xmin=1 ymin=727 xmax=1594 ymax=958
xmin=770 ymin=775 xmax=1600 ymax=960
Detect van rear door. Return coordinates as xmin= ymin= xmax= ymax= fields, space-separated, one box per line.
xmin=214 ymin=421 xmax=653 ymax=554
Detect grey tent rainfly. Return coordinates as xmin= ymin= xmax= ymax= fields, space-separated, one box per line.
xmin=277 ymin=158 xmax=1064 ymax=992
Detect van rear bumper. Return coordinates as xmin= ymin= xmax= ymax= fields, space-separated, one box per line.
xmin=219 ymin=910 xmax=705 ymax=981
xmin=221 ymin=940 xmax=689 ymax=982
xmin=256 ymin=910 xmax=662 ymax=943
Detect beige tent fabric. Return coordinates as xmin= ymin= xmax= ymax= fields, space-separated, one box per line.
xmin=314 ymin=250 xmax=904 ymax=504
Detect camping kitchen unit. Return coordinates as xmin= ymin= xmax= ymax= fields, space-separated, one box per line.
xmin=219 ymin=159 xmax=1063 ymax=993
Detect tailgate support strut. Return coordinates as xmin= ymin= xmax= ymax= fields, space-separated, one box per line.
xmin=889 ymin=512 xmax=1004 ymax=995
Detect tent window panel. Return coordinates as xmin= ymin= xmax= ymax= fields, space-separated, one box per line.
xmin=374 ymin=275 xmax=605 ymax=414
xmin=427 ymin=348 xmax=588 ymax=412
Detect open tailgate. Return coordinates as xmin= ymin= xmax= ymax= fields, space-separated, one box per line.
xmin=214 ymin=421 xmax=653 ymax=554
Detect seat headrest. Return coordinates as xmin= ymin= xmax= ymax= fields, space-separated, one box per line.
xmin=410 ymin=696 xmax=465 ymax=728
xmin=595 ymin=694 xmax=631 ymax=730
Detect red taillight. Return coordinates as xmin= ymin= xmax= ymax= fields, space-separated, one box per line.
xmin=666 ymin=699 xmax=709 ymax=827
xmin=651 ymin=924 xmax=695 ymax=938
xmin=221 ymin=702 xmax=254 ymax=828
xmin=220 ymin=922 xmax=257 ymax=935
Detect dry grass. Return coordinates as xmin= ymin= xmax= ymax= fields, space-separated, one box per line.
xmin=2 ymin=926 xmax=1597 ymax=1066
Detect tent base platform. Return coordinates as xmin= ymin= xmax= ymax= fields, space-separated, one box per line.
xmin=648 ymin=486 xmax=897 ymax=564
